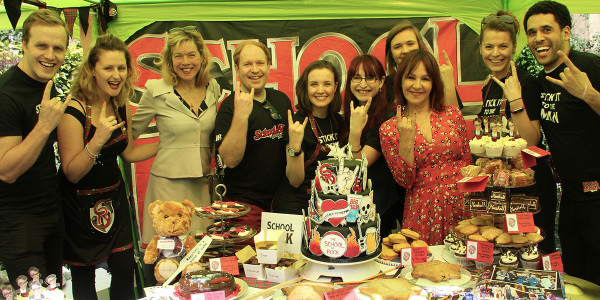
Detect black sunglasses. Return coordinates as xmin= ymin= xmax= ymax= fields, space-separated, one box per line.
xmin=168 ymin=26 xmax=198 ymax=33
xmin=481 ymin=15 xmax=515 ymax=26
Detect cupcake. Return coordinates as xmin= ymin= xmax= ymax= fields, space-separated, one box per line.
xmin=503 ymin=138 xmax=527 ymax=157
xmin=475 ymin=260 xmax=492 ymax=270
xmin=444 ymin=233 xmax=458 ymax=250
xmin=485 ymin=140 xmax=504 ymax=157
xmin=520 ymin=245 xmax=541 ymax=269
xmin=453 ymin=241 xmax=472 ymax=267
xmin=499 ymin=250 xmax=519 ymax=268
xmin=449 ymin=240 xmax=461 ymax=253
xmin=469 ymin=137 xmax=487 ymax=154
xmin=493 ymin=247 xmax=502 ymax=265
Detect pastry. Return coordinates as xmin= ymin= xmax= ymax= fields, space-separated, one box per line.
xmin=380 ymin=248 xmax=399 ymax=260
xmin=511 ymin=234 xmax=529 ymax=244
xmin=411 ymin=240 xmax=428 ymax=248
xmin=525 ymin=232 xmax=544 ymax=243
xmin=393 ymin=242 xmax=412 ymax=253
xmin=499 ymin=250 xmax=519 ymax=268
xmin=382 ymin=237 xmax=393 ymax=246
xmin=468 ymin=234 xmax=488 ymax=242
xmin=388 ymin=233 xmax=407 ymax=243
xmin=481 ymin=227 xmax=503 ymax=241
xmin=459 ymin=225 xmax=479 ymax=235
xmin=411 ymin=260 xmax=462 ymax=283
xmin=470 ymin=216 xmax=488 ymax=226
xmin=495 ymin=233 xmax=512 ymax=245
xmin=358 ymin=278 xmax=422 ymax=300
xmin=283 ymin=281 xmax=334 ymax=300
xmin=520 ymin=245 xmax=541 ymax=269
xmin=453 ymin=241 xmax=471 ymax=267
xmin=458 ymin=219 xmax=472 ymax=225
xmin=400 ymin=229 xmax=420 ymax=240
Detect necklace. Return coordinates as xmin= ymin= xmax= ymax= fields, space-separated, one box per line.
xmin=314 ymin=115 xmax=333 ymax=138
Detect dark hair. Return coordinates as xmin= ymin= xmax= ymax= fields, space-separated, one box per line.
xmin=394 ymin=50 xmax=445 ymax=113
xmin=340 ymin=54 xmax=390 ymax=144
xmin=295 ymin=60 xmax=342 ymax=114
xmin=524 ymin=0 xmax=571 ymax=31
xmin=22 ymin=9 xmax=69 ymax=47
xmin=71 ymin=34 xmax=139 ymax=107
xmin=385 ymin=20 xmax=424 ymax=74
xmin=480 ymin=11 xmax=520 ymax=47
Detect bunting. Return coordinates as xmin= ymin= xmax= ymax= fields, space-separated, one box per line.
xmin=63 ymin=8 xmax=77 ymax=36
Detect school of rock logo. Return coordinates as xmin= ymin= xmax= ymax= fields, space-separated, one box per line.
xmin=90 ymin=199 xmax=114 ymax=234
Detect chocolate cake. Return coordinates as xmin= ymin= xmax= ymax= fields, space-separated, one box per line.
xmin=178 ymin=270 xmax=236 ymax=297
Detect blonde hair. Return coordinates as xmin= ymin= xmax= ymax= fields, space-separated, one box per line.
xmin=71 ymin=34 xmax=138 ymax=107
xmin=158 ymin=28 xmax=211 ymax=87
xmin=233 ymin=41 xmax=271 ymax=66
xmin=22 ymin=9 xmax=69 ymax=47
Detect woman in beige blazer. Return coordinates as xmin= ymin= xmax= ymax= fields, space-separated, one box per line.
xmin=132 ymin=26 xmax=221 ymax=245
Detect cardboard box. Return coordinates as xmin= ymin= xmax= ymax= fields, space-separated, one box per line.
xmin=265 ymin=267 xmax=298 ymax=283
xmin=242 ymin=263 xmax=266 ymax=280
xmin=254 ymin=230 xmax=285 ymax=264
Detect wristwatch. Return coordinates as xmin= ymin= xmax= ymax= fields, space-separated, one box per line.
xmin=288 ymin=147 xmax=303 ymax=157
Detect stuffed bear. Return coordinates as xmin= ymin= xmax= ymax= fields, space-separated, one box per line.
xmin=143 ymin=199 xmax=202 ymax=284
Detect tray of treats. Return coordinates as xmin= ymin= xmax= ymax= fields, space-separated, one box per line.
xmin=469 ymin=136 xmax=528 ymax=159
xmin=377 ymin=228 xmax=432 ymax=266
xmin=451 ymin=216 xmax=545 ymax=247
xmin=194 ymin=224 xmax=257 ymax=246
xmin=463 ymin=191 xmax=540 ymax=215
xmin=399 ymin=260 xmax=472 ymax=287
xmin=460 ymin=157 xmax=535 ymax=189
xmin=195 ymin=201 xmax=251 ymax=219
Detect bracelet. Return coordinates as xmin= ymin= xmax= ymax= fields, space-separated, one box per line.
xmin=511 ymin=106 xmax=525 ymax=114
xmin=84 ymin=144 xmax=99 ymax=161
xmin=509 ymin=97 xmax=522 ymax=103
xmin=351 ymin=145 xmax=363 ymax=153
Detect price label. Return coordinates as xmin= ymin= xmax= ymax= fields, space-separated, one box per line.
xmin=521 ymin=146 xmax=550 ymax=169
xmin=504 ymin=213 xmax=535 ymax=233
xmin=542 ymin=252 xmax=564 ymax=272
xmin=457 ymin=176 xmax=489 ymax=192
xmin=191 ymin=291 xmax=226 ymax=300
xmin=156 ymin=239 xmax=175 ymax=250
xmin=400 ymin=247 xmax=427 ymax=266
xmin=324 ymin=285 xmax=358 ymax=300
xmin=466 ymin=240 xmax=493 ymax=263
xmin=209 ymin=256 xmax=239 ymax=275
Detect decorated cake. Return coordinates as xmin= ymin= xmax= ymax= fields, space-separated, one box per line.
xmin=177 ymin=270 xmax=236 ymax=298
xmin=302 ymin=144 xmax=381 ymax=262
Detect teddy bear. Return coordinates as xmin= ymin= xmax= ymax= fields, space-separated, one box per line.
xmin=143 ymin=199 xmax=204 ymax=284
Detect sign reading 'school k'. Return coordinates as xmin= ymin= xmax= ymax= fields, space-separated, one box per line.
xmin=262 ymin=212 xmax=304 ymax=254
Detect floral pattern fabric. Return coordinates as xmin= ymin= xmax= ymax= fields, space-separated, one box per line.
xmin=379 ymin=106 xmax=471 ymax=245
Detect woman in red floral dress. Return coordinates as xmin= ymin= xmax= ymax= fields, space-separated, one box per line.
xmin=379 ymin=50 xmax=471 ymax=245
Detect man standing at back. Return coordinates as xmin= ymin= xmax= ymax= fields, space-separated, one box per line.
xmin=524 ymin=0 xmax=600 ymax=285
xmin=0 ymin=9 xmax=71 ymax=287
xmin=214 ymin=41 xmax=292 ymax=229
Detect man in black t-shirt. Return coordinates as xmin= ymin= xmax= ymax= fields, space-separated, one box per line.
xmin=0 ymin=10 xmax=71 ymax=288
xmin=214 ymin=41 xmax=292 ymax=230
xmin=525 ymin=0 xmax=600 ymax=285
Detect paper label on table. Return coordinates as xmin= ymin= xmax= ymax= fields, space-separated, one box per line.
xmin=262 ymin=212 xmax=304 ymax=254
xmin=457 ymin=176 xmax=489 ymax=192
xmin=156 ymin=239 xmax=175 ymax=250
xmin=504 ymin=213 xmax=535 ymax=233
xmin=400 ymin=247 xmax=426 ymax=266
xmin=324 ymin=285 xmax=358 ymax=300
xmin=542 ymin=252 xmax=564 ymax=272
xmin=209 ymin=256 xmax=239 ymax=275
xmin=242 ymin=264 xmax=265 ymax=280
xmin=191 ymin=290 xmax=226 ymax=300
xmin=521 ymin=146 xmax=550 ymax=169
xmin=466 ymin=241 xmax=493 ymax=263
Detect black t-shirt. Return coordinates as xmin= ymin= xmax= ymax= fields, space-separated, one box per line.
xmin=538 ymin=50 xmax=600 ymax=202
xmin=0 ymin=66 xmax=60 ymax=214
xmin=384 ymin=74 xmax=463 ymax=109
xmin=214 ymin=88 xmax=292 ymax=210
xmin=479 ymin=68 xmax=541 ymax=137
xmin=272 ymin=111 xmax=343 ymax=215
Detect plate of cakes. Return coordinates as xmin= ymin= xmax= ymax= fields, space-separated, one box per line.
xmin=195 ymin=201 xmax=251 ymax=219
xmin=377 ymin=228 xmax=433 ymax=266
xmin=399 ymin=260 xmax=472 ymax=287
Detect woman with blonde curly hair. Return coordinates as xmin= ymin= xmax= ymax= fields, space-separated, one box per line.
xmin=132 ymin=26 xmax=222 ymax=247
xmin=57 ymin=34 xmax=157 ymax=299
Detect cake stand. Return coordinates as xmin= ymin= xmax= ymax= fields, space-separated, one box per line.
xmin=300 ymin=250 xmax=382 ymax=282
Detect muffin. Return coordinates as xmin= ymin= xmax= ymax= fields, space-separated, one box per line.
xmin=453 ymin=241 xmax=472 ymax=267
xmin=444 ymin=233 xmax=458 ymax=250
xmin=469 ymin=137 xmax=487 ymax=154
xmin=503 ymin=138 xmax=527 ymax=157
xmin=499 ymin=250 xmax=519 ymax=268
xmin=520 ymin=245 xmax=541 ymax=269
xmin=485 ymin=140 xmax=504 ymax=157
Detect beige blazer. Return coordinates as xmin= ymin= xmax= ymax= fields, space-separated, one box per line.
xmin=132 ymin=78 xmax=221 ymax=178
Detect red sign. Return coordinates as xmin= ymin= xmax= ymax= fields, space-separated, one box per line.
xmin=504 ymin=213 xmax=535 ymax=233
xmin=208 ymin=256 xmax=239 ymax=276
xmin=457 ymin=176 xmax=489 ymax=192
xmin=400 ymin=247 xmax=427 ymax=266
xmin=521 ymin=146 xmax=550 ymax=169
xmin=542 ymin=252 xmax=564 ymax=272
xmin=324 ymin=285 xmax=358 ymax=300
xmin=466 ymin=240 xmax=493 ymax=263
xmin=191 ymin=290 xmax=226 ymax=300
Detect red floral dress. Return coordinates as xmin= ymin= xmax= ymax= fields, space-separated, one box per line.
xmin=379 ymin=106 xmax=471 ymax=245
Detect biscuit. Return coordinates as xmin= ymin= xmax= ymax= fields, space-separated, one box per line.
xmin=481 ymin=227 xmax=503 ymax=241
xmin=525 ymin=232 xmax=544 ymax=243
xmin=393 ymin=242 xmax=412 ymax=253
xmin=411 ymin=260 xmax=462 ymax=283
xmin=470 ymin=217 xmax=488 ymax=226
xmin=459 ymin=225 xmax=479 ymax=235
xmin=382 ymin=237 xmax=393 ymax=246
xmin=411 ymin=240 xmax=428 ymax=249
xmin=469 ymin=234 xmax=488 ymax=242
xmin=458 ymin=219 xmax=472 ymax=225
xmin=388 ymin=233 xmax=407 ymax=244
xmin=400 ymin=229 xmax=420 ymax=240
xmin=511 ymin=233 xmax=528 ymax=244
xmin=380 ymin=248 xmax=399 ymax=260
xmin=454 ymin=224 xmax=467 ymax=231
xmin=382 ymin=244 xmax=392 ymax=251
xmin=496 ymin=233 xmax=511 ymax=244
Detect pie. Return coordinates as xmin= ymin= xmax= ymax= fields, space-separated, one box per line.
xmin=411 ymin=260 xmax=462 ymax=283
xmin=358 ymin=278 xmax=422 ymax=300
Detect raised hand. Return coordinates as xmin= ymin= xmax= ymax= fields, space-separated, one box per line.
xmin=438 ymin=50 xmax=455 ymax=89
xmin=233 ymin=81 xmax=254 ymax=120
xmin=93 ymin=100 xmax=124 ymax=145
xmin=37 ymin=81 xmax=71 ymax=134
xmin=491 ymin=61 xmax=522 ymax=102
xmin=349 ymin=97 xmax=371 ymax=133
xmin=546 ymin=50 xmax=595 ymax=100
xmin=395 ymin=105 xmax=415 ymax=143
xmin=287 ymin=110 xmax=307 ymax=152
